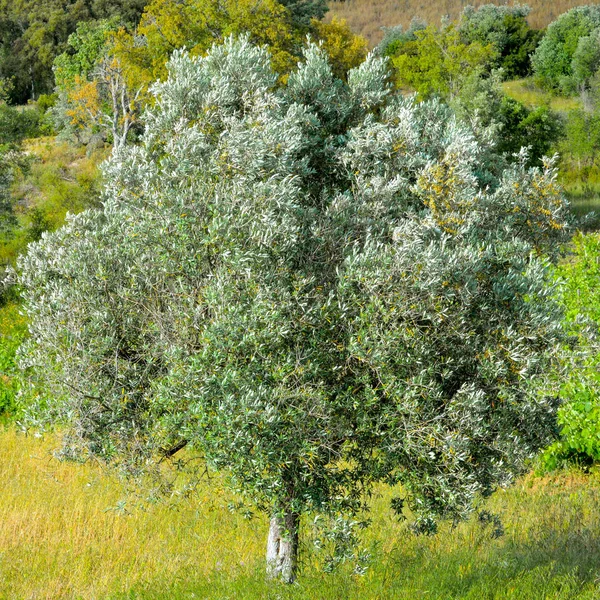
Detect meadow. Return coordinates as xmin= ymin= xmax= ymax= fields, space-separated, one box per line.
xmin=1 ymin=428 xmax=600 ymax=599
xmin=327 ymin=0 xmax=600 ymax=45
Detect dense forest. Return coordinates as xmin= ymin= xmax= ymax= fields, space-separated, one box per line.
xmin=4 ymin=1 xmax=600 ymax=597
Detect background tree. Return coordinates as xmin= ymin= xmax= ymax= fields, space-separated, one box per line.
xmin=278 ymin=0 xmax=328 ymax=26
xmin=0 ymin=0 xmax=145 ymax=105
xmin=459 ymin=4 xmax=543 ymax=79
xmin=118 ymin=0 xmax=300 ymax=83
xmin=571 ymin=28 xmax=600 ymax=103
xmin=18 ymin=37 xmax=570 ymax=583
xmin=388 ymin=23 xmax=496 ymax=99
xmin=310 ymin=17 xmax=368 ymax=80
xmin=376 ymin=16 xmax=427 ymax=57
xmin=53 ymin=20 xmax=146 ymax=150
xmin=532 ymin=5 xmax=600 ymax=94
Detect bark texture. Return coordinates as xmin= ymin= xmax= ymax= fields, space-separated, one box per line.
xmin=266 ymin=510 xmax=299 ymax=584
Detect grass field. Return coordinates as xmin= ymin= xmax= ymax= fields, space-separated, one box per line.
xmin=2 ymin=427 xmax=600 ymax=599
xmin=327 ymin=0 xmax=600 ymax=46
xmin=502 ymin=80 xmax=583 ymax=113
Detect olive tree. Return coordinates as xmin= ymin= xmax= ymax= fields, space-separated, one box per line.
xmin=18 ymin=37 xmax=570 ymax=583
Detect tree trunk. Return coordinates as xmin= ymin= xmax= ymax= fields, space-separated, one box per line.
xmin=266 ymin=509 xmax=299 ymax=584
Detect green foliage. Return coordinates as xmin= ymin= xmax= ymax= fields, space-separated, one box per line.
xmin=278 ymin=0 xmax=328 ymax=27
xmin=123 ymin=0 xmax=301 ymax=83
xmin=571 ymin=28 xmax=600 ymax=93
xmin=389 ymin=23 xmax=497 ymax=99
xmin=541 ymin=233 xmax=600 ymax=469
xmin=459 ymin=4 xmax=543 ymax=79
xmin=52 ymin=19 xmax=143 ymax=150
xmin=53 ymin=19 xmax=119 ymax=92
xmin=532 ymin=5 xmax=600 ymax=94
xmin=0 ymin=0 xmax=145 ymax=105
xmin=561 ymin=109 xmax=600 ymax=170
xmin=0 ymin=138 xmax=104 ymax=283
xmin=309 ymin=17 xmax=368 ymax=80
xmin=377 ymin=17 xmax=427 ymax=57
xmin=0 ymin=303 xmax=27 ymax=419
xmin=452 ymin=71 xmax=563 ymax=168
xmin=496 ymin=98 xmax=563 ymax=165
xmin=0 ymin=104 xmax=41 ymax=144
xmin=19 ymin=36 xmax=571 ymax=578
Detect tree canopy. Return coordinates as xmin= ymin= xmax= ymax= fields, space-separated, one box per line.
xmin=19 ymin=37 xmax=570 ymax=582
xmin=532 ymin=5 xmax=600 ymax=94
xmin=459 ymin=4 xmax=542 ymax=79
xmin=387 ymin=23 xmax=496 ymax=99
xmin=0 ymin=0 xmax=145 ymax=104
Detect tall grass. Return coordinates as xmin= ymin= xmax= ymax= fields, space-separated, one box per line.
xmin=327 ymin=0 xmax=600 ymax=46
xmin=502 ymin=79 xmax=583 ymax=113
xmin=2 ymin=428 xmax=600 ymax=598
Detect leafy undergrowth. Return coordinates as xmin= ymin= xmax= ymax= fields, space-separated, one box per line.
xmin=1 ymin=429 xmax=600 ymax=599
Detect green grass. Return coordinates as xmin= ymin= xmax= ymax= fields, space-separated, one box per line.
xmin=502 ymin=79 xmax=582 ymax=113
xmin=2 ymin=428 xmax=600 ymax=599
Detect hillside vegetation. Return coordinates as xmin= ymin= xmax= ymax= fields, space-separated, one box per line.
xmin=328 ymin=0 xmax=600 ymax=45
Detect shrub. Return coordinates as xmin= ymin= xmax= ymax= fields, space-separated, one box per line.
xmin=0 ymin=303 xmax=27 ymax=420
xmin=0 ymin=105 xmax=41 ymax=145
xmin=541 ymin=233 xmax=600 ymax=469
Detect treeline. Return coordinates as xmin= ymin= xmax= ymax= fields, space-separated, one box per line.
xmin=0 ymin=0 xmax=334 ymax=105
xmin=327 ymin=0 xmax=600 ymax=46
xmin=0 ymin=0 xmax=147 ymax=104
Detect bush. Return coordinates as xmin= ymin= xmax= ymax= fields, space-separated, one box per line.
xmin=542 ymin=233 xmax=600 ymax=470
xmin=0 ymin=303 xmax=27 ymax=420
xmin=0 ymin=105 xmax=41 ymax=145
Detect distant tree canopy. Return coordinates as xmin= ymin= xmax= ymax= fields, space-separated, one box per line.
xmin=377 ymin=16 xmax=427 ymax=57
xmin=387 ymin=23 xmax=497 ymax=100
xmin=380 ymin=13 xmax=562 ymax=170
xmin=20 ymin=36 xmax=570 ymax=584
xmin=51 ymin=2 xmax=367 ymax=144
xmin=278 ymin=0 xmax=328 ymax=26
xmin=459 ymin=4 xmax=543 ymax=79
xmin=0 ymin=0 xmax=146 ymax=105
xmin=532 ymin=5 xmax=600 ymax=94
xmin=0 ymin=0 xmax=332 ymax=106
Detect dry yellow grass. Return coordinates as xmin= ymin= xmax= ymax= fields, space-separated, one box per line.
xmin=327 ymin=0 xmax=600 ymax=46
xmin=3 ymin=426 xmax=600 ymax=598
xmin=0 ymin=428 xmax=265 ymax=599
